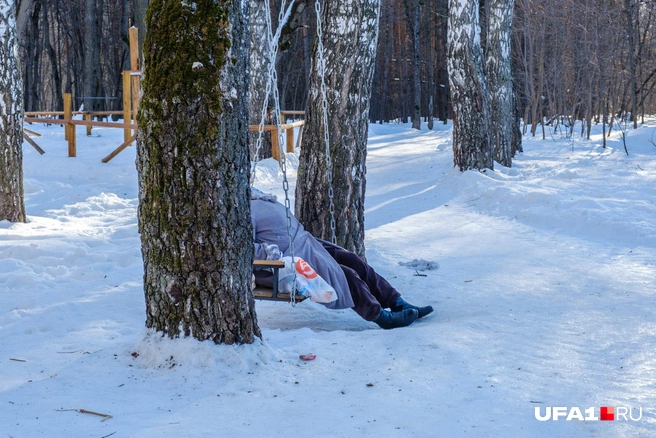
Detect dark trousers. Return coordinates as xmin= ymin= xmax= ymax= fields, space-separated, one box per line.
xmin=323 ymin=245 xmax=401 ymax=321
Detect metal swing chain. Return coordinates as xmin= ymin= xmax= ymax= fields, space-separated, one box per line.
xmin=251 ymin=0 xmax=291 ymax=180
xmin=251 ymin=0 xmax=337 ymax=303
xmin=258 ymin=0 xmax=299 ymax=305
xmin=314 ymin=0 xmax=337 ymax=245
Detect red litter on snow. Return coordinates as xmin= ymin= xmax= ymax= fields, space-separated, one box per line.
xmin=299 ymin=354 xmax=316 ymax=361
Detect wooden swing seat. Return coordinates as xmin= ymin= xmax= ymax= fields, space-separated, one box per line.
xmin=252 ymin=259 xmax=307 ymax=303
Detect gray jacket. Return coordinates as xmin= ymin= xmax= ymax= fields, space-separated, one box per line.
xmin=251 ymin=197 xmax=354 ymax=309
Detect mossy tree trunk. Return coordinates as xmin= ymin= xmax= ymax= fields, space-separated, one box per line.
xmin=0 ymin=0 xmax=26 ymax=223
xmin=296 ymin=0 xmax=381 ymax=259
xmin=136 ymin=0 xmax=259 ymax=344
xmin=447 ymin=0 xmax=493 ymax=171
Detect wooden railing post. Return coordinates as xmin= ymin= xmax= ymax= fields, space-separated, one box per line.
xmin=84 ymin=112 xmax=92 ymax=136
xmin=129 ymin=27 xmax=140 ymax=128
xmin=123 ymin=70 xmax=131 ymax=142
xmin=64 ymin=93 xmax=76 ymax=157
xmin=271 ymin=129 xmax=281 ymax=162
xmin=280 ymin=113 xmax=295 ymax=153
xmin=285 ymin=127 xmax=295 ymax=153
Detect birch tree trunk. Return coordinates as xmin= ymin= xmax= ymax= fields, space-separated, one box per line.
xmin=0 ymin=0 xmax=26 ymax=223
xmin=486 ymin=0 xmax=518 ymax=167
xmin=296 ymin=0 xmax=380 ymax=258
xmin=136 ymin=0 xmax=259 ymax=344
xmin=248 ymin=0 xmax=272 ymax=159
xmin=447 ymin=0 xmax=493 ymax=171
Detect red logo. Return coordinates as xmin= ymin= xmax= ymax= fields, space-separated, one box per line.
xmin=296 ymin=259 xmax=318 ymax=279
xmin=600 ymin=406 xmax=615 ymax=421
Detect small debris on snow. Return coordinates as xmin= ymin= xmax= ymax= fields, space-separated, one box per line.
xmin=398 ymin=259 xmax=439 ymax=271
xmin=299 ymin=354 xmax=316 ymax=361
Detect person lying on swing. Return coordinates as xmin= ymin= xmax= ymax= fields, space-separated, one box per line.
xmin=251 ymin=188 xmax=433 ymax=329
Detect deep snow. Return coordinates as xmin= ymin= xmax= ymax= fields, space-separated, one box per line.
xmin=1 ymin=118 xmax=655 ymax=437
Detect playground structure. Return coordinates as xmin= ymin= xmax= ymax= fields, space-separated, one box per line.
xmin=23 ymin=27 xmax=140 ymax=163
xmin=22 ymin=27 xmax=304 ymax=163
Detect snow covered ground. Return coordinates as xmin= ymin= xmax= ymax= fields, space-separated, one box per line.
xmin=1 ymin=118 xmax=655 ymax=437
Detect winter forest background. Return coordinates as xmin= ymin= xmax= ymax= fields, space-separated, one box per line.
xmin=13 ymin=0 xmax=656 ymax=131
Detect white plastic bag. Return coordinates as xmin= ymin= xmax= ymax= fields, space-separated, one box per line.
xmin=278 ymin=256 xmax=337 ymax=303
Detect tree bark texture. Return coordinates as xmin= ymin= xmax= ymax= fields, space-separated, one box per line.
xmin=134 ymin=0 xmax=148 ymax=57
xmin=0 ymin=0 xmax=26 ymax=223
xmin=623 ymin=0 xmax=639 ymax=129
xmin=136 ymin=0 xmax=259 ymax=344
xmin=485 ymin=0 xmax=517 ymax=167
xmin=447 ymin=0 xmax=493 ymax=171
xmin=296 ymin=0 xmax=380 ymax=258
xmin=83 ymin=0 xmax=103 ymax=113
xmin=403 ymin=0 xmax=422 ymax=130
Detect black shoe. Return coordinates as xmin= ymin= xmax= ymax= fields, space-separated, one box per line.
xmin=391 ymin=297 xmax=434 ymax=319
xmin=374 ymin=308 xmax=419 ymax=330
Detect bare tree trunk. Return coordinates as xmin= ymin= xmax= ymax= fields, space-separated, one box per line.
xmin=486 ymin=0 xmax=517 ymax=167
xmin=0 ymin=0 xmax=26 ymax=223
xmin=403 ymin=0 xmax=421 ymax=129
xmin=296 ymin=0 xmax=380 ymax=258
xmin=43 ymin=4 xmax=62 ymax=110
xmin=511 ymin=84 xmax=523 ymax=155
xmin=137 ymin=0 xmax=259 ymax=344
xmin=16 ymin=0 xmax=39 ymax=111
xmin=378 ymin=43 xmax=390 ymax=123
xmin=623 ymin=0 xmax=638 ymax=129
xmin=84 ymin=0 xmax=102 ymax=114
xmin=447 ymin=0 xmax=493 ymax=171
xmin=248 ymin=0 xmax=272 ymax=159
xmin=134 ymin=0 xmax=148 ymax=56
xmin=486 ymin=0 xmax=521 ymax=167
xmin=530 ymin=23 xmax=545 ymax=137
xmin=427 ymin=4 xmax=435 ymax=130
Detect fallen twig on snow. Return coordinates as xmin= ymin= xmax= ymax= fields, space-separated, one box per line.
xmin=56 ymin=408 xmax=113 ymax=422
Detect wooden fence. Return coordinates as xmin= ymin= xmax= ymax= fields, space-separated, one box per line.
xmin=22 ymin=27 xmax=141 ymax=163
xmin=22 ymin=26 xmax=304 ymax=163
xmin=248 ymin=110 xmax=306 ymax=161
